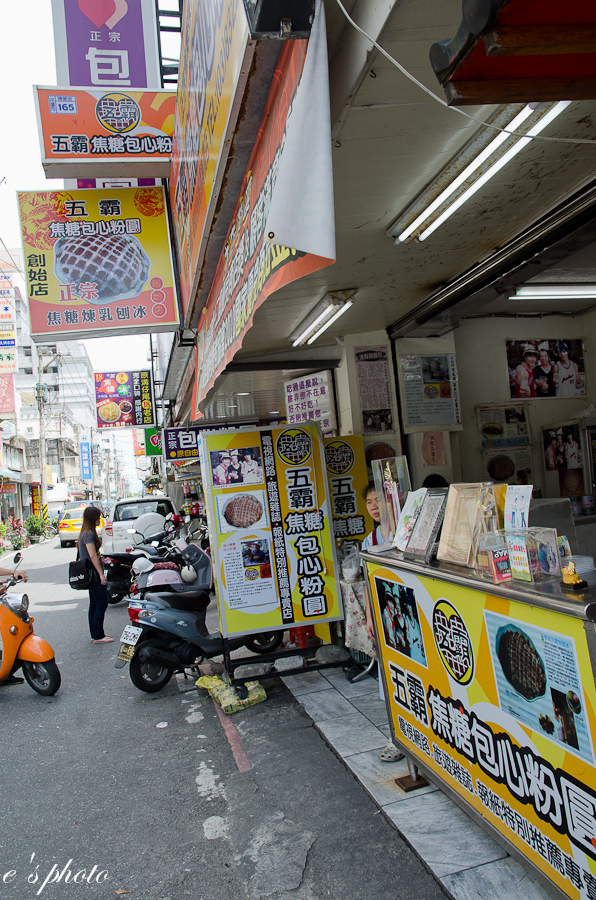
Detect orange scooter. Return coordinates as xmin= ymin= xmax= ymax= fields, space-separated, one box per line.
xmin=0 ymin=553 xmax=61 ymax=695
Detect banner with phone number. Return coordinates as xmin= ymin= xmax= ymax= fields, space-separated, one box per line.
xmin=201 ymin=425 xmax=341 ymax=637
xmin=365 ymin=559 xmax=596 ymax=900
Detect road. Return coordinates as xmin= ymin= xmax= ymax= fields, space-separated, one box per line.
xmin=0 ymin=537 xmax=448 ymax=900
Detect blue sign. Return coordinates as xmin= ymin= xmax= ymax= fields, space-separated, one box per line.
xmin=80 ymin=441 xmax=92 ymax=481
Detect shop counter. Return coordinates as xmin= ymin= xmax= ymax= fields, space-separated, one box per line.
xmin=361 ymin=548 xmax=596 ymax=900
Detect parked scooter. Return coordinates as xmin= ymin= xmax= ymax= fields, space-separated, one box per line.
xmin=0 ymin=553 xmax=61 ymax=695
xmin=116 ymin=543 xmax=284 ymax=693
xmin=103 ymin=514 xmax=187 ymax=604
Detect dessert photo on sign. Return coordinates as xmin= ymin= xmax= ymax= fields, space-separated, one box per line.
xmin=215 ymin=490 xmax=269 ymax=534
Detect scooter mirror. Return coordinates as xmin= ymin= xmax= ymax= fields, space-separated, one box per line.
xmin=13 ymin=552 xmax=22 ymax=564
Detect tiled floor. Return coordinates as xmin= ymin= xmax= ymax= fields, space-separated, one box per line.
xmin=282 ymin=666 xmax=557 ymax=900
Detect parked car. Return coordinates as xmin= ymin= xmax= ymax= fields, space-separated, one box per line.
xmin=102 ymin=497 xmax=176 ymax=553
xmin=58 ymin=500 xmax=105 ymax=548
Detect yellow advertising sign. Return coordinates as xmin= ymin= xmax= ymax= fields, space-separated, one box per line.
xmin=365 ymin=559 xmax=596 ymax=899
xmin=201 ymin=426 xmax=340 ymax=637
xmin=18 ymin=187 xmax=179 ymax=340
xmin=324 ymin=435 xmax=374 ymax=543
xmin=170 ymin=0 xmax=250 ymax=322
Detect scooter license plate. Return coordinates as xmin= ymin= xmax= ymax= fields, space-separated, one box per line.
xmin=120 ymin=624 xmax=142 ymax=645
xmin=116 ymin=625 xmax=142 ymax=664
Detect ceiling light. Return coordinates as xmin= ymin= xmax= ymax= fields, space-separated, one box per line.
xmin=515 ymin=284 xmax=596 ymax=300
xmin=237 ymin=392 xmax=250 ymax=396
xmin=389 ymin=101 xmax=571 ymax=244
xmin=289 ymin=290 xmax=357 ymax=347
xmin=270 ymin=410 xmax=280 ymax=415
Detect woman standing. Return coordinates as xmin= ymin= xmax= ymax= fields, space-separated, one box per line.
xmin=78 ymin=506 xmax=113 ymax=644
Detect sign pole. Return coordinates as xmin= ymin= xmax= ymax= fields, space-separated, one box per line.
xmin=36 ymin=346 xmax=47 ymax=520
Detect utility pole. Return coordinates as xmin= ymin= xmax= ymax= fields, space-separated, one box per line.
xmin=36 ymin=345 xmax=60 ymax=522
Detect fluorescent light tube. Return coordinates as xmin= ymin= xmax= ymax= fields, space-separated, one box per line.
xmin=306 ymin=301 xmax=353 ymax=344
xmin=418 ymin=101 xmax=571 ymax=241
xmin=516 ymin=284 xmax=596 ymax=299
xmin=398 ymin=105 xmax=535 ymax=242
xmin=292 ymin=303 xmax=337 ymax=346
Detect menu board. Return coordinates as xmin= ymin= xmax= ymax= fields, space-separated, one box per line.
xmin=200 ymin=425 xmax=341 ymax=637
xmin=94 ymin=370 xmax=155 ymax=429
xmin=399 ymin=354 xmax=460 ymax=429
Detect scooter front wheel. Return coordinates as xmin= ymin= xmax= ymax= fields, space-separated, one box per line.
xmin=129 ymin=647 xmax=173 ymax=693
xmin=22 ymin=659 xmax=61 ymax=696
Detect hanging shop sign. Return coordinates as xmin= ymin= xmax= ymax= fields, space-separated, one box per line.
xmin=0 ymin=483 xmax=17 ymax=495
xmin=35 ymin=87 xmax=175 ymax=178
xmin=478 ymin=403 xmax=533 ymax=485
xmin=163 ymin=425 xmax=203 ymax=461
xmin=0 ymin=376 xmax=15 ymax=416
xmin=284 ymin=371 xmax=336 ymax=432
xmin=18 ymin=187 xmax=179 ymax=341
xmin=200 ymin=425 xmax=340 ymax=637
xmin=31 ymin=485 xmax=41 ymax=517
xmin=365 ymin=559 xmax=596 ymax=900
xmin=398 ymin=353 xmax=461 ymax=431
xmin=80 ymin=440 xmax=92 ymax=480
xmin=323 ymin=435 xmax=373 ymax=544
xmin=144 ymin=427 xmax=162 ymax=456
xmin=507 ymin=340 xmax=586 ymax=400
xmin=0 ymin=279 xmax=17 ymax=376
xmin=170 ymin=0 xmax=251 ymax=322
xmin=94 ymin=370 xmax=154 ymax=429
xmin=133 ymin=428 xmax=146 ymax=456
xmin=193 ymin=3 xmax=335 ymax=410
xmin=51 ymin=0 xmax=161 ymax=90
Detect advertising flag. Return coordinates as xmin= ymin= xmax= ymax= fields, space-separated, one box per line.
xmin=18 ymin=187 xmax=179 ymax=340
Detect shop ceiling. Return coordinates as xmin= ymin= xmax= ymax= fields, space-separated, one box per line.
xmin=192 ymin=0 xmax=596 ymax=415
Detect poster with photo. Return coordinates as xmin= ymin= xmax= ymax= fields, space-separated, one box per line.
xmin=399 ymin=354 xmax=460 ymax=429
xmin=209 ymin=446 xmax=264 ymax=487
xmin=373 ymin=576 xmax=427 ymax=665
xmin=485 ymin=610 xmax=594 ymax=764
xmin=354 ymin=346 xmax=394 ymax=434
xmin=504 ymin=485 xmax=533 ymax=530
xmin=220 ymin=536 xmax=277 ymax=610
xmin=478 ymin=403 xmax=533 ymax=484
xmin=542 ymin=423 xmax=582 ymax=472
xmin=506 ymin=340 xmax=585 ymax=399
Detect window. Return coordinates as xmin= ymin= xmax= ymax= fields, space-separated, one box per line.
xmin=24 ymin=368 xmax=33 ymax=375
xmin=26 ymin=427 xmax=33 ymax=434
xmin=24 ymin=346 xmax=32 ymax=357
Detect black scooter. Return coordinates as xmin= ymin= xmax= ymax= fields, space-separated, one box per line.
xmin=115 ymin=543 xmax=283 ymax=692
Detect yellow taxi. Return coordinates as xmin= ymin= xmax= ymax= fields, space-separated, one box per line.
xmin=58 ymin=501 xmax=105 ymax=548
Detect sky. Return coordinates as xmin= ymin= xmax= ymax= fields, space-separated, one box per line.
xmin=0 ymin=1 xmax=157 ymax=493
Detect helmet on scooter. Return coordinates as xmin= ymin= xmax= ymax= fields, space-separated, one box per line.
xmin=132 ymin=557 xmax=154 ymax=576
xmin=180 ymin=565 xmax=197 ymax=583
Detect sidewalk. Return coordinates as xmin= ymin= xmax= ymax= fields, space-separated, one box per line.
xmin=282 ymin=666 xmax=556 ymax=900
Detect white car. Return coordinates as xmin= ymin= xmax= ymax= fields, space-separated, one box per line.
xmin=102 ymin=497 xmax=176 ymax=553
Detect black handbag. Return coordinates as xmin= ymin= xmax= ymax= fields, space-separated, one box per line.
xmin=68 ymin=548 xmax=97 ymax=590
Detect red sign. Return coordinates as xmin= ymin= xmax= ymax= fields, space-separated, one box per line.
xmin=0 ymin=376 xmax=15 ymax=415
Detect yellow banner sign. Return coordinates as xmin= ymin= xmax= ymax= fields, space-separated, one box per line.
xmin=324 ymin=435 xmax=374 ymax=543
xmin=366 ymin=559 xmax=596 ymax=899
xmin=201 ymin=426 xmax=340 ymax=637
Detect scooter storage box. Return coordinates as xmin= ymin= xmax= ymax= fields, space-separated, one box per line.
xmin=182 ymin=544 xmax=212 ymax=590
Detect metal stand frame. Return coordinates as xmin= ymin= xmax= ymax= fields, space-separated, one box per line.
xmin=220 ymin=637 xmax=349 ymax=693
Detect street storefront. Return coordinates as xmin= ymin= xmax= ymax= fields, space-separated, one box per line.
xmin=362 ymin=550 xmax=596 ymax=900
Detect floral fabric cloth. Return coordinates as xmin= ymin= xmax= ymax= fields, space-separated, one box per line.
xmin=341 ymin=579 xmax=377 ymax=659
